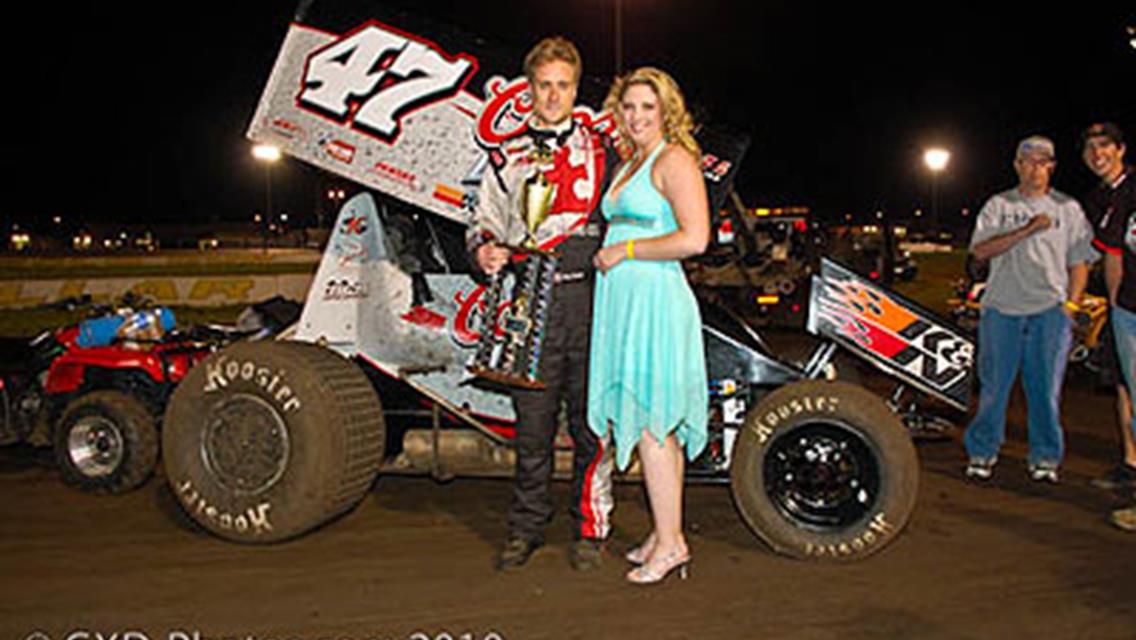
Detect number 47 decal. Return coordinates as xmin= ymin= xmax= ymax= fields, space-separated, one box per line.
xmin=299 ymin=22 xmax=477 ymax=142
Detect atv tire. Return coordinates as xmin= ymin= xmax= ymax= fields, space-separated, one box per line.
xmin=55 ymin=390 xmax=159 ymax=493
xmin=163 ymin=341 xmax=384 ymax=543
xmin=730 ymin=380 xmax=918 ymax=561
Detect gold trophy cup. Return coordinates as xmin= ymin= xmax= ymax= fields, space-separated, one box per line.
xmin=519 ymin=154 xmax=558 ymax=253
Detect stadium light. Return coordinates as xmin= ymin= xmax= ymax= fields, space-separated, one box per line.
xmin=923 ymin=148 xmax=951 ymax=226
xmin=924 ymin=148 xmax=950 ymax=172
xmin=252 ymin=145 xmax=282 ymax=162
xmin=252 ymin=145 xmax=282 ymax=252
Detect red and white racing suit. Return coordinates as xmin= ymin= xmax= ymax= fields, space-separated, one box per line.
xmin=468 ymin=119 xmax=616 ymax=543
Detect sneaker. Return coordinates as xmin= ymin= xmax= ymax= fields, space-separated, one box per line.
xmin=496 ymin=536 xmax=542 ymax=571
xmin=1028 ymin=463 xmax=1060 ymax=483
xmin=1110 ymin=505 xmax=1136 ymax=532
xmin=1091 ymin=463 xmax=1136 ymax=490
xmin=965 ymin=456 xmax=997 ymax=480
xmin=568 ymin=538 xmax=605 ymax=571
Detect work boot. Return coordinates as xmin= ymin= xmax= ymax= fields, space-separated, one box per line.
xmin=568 ymin=538 xmax=604 ymax=571
xmin=496 ymin=536 xmax=542 ymax=571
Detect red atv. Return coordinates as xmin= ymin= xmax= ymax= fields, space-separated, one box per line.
xmin=0 ymin=296 xmax=246 ymax=493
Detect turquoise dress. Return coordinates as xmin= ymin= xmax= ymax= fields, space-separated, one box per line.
xmin=587 ymin=143 xmax=708 ymax=471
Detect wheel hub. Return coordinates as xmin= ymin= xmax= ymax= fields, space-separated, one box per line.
xmin=67 ymin=416 xmax=125 ymax=478
xmin=763 ymin=421 xmax=880 ymax=531
xmin=202 ymin=393 xmax=290 ymax=496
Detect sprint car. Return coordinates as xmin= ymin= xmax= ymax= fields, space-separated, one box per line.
xmin=159 ymin=2 xmax=976 ymax=561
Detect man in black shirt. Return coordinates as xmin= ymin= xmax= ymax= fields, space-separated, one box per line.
xmin=1084 ymin=122 xmax=1136 ymax=531
xmin=1083 ymin=122 xmax=1136 ymax=493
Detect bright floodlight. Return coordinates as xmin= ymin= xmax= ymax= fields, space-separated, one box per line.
xmin=252 ymin=145 xmax=282 ymax=162
xmin=924 ymin=148 xmax=950 ymax=172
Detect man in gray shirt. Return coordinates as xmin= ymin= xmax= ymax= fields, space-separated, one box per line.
xmin=963 ymin=135 xmax=1097 ymax=483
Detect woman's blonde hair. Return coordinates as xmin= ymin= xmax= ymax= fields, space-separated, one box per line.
xmin=603 ymin=67 xmax=700 ymax=159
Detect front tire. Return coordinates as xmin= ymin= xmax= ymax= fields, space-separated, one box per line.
xmin=730 ymin=380 xmax=918 ymax=561
xmin=162 ymin=341 xmax=384 ymax=543
xmin=55 ymin=391 xmax=159 ymax=494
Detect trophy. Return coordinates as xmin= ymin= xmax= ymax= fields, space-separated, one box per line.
xmin=521 ymin=156 xmax=557 ymax=251
xmin=469 ymin=150 xmax=560 ymax=389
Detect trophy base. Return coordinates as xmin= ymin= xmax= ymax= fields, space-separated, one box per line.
xmin=468 ymin=366 xmax=547 ymax=390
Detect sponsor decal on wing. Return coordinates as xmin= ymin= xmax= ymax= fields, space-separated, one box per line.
xmin=811 ymin=259 xmax=974 ymax=409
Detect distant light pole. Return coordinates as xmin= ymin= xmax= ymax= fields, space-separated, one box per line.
xmin=614 ymin=0 xmax=624 ymax=75
xmin=325 ymin=188 xmax=346 ymax=230
xmin=923 ymin=148 xmax=950 ymax=229
xmin=252 ymin=144 xmax=281 ymax=252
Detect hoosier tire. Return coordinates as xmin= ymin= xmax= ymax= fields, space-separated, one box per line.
xmin=730 ymin=380 xmax=918 ymax=561
xmin=162 ymin=341 xmax=384 ymax=543
xmin=55 ymin=390 xmax=159 ymax=494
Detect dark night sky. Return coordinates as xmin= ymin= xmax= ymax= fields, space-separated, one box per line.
xmin=3 ymin=2 xmax=1134 ymax=231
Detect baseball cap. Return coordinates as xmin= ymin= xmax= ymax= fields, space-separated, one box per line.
xmin=1016 ymin=135 xmax=1056 ymax=160
xmin=1081 ymin=122 xmax=1125 ymax=148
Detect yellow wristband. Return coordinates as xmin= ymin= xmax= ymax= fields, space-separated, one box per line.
xmin=626 ymin=239 xmax=635 ymax=260
xmin=1064 ymin=300 xmax=1081 ymax=312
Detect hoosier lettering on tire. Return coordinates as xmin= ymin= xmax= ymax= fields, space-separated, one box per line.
xmin=162 ymin=341 xmax=384 ymax=543
xmin=729 ymin=380 xmax=918 ymax=561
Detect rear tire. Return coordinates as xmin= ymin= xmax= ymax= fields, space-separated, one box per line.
xmin=730 ymin=380 xmax=918 ymax=561
xmin=162 ymin=341 xmax=384 ymax=543
xmin=55 ymin=391 xmax=158 ymax=494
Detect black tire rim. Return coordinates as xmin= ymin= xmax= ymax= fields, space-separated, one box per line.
xmin=67 ymin=414 xmax=124 ymax=478
xmin=763 ymin=420 xmax=881 ymax=531
xmin=201 ymin=393 xmax=290 ymax=496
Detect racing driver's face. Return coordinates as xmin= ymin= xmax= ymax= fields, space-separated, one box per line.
xmin=530 ymin=60 xmax=578 ymax=128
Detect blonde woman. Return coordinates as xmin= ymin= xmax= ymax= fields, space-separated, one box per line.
xmin=589 ymin=67 xmax=709 ymax=585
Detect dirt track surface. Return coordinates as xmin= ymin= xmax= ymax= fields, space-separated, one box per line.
xmin=3 ymin=364 xmax=1136 ymax=640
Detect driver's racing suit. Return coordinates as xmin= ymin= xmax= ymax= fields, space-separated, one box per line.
xmin=467 ymin=119 xmax=616 ymax=545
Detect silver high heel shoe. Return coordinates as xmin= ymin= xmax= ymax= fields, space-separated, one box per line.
xmin=624 ymin=532 xmax=656 ymax=565
xmin=626 ymin=549 xmax=691 ymax=585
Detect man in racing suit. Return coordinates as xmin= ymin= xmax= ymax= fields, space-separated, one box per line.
xmin=467 ymin=36 xmax=616 ymax=571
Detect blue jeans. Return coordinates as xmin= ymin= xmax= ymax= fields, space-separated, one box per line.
xmin=1111 ymin=306 xmax=1136 ymax=446
xmin=964 ymin=305 xmax=1072 ymax=466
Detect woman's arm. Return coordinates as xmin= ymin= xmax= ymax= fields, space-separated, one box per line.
xmin=594 ymin=145 xmax=709 ymax=272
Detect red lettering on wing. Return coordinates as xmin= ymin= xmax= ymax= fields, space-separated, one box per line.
xmin=476 ymin=77 xmax=531 ymax=148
